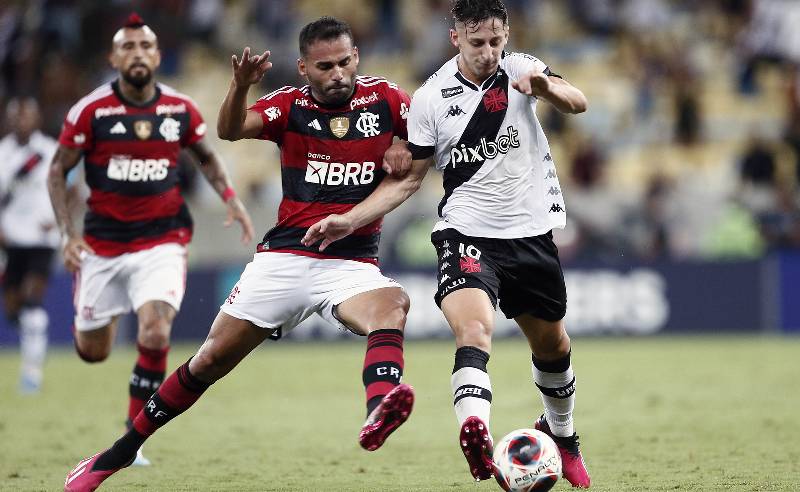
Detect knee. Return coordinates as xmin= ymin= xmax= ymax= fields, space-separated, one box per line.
xmin=386 ymin=291 xmax=410 ymax=329
xmin=75 ymin=341 xmax=110 ymax=363
xmin=536 ymin=329 xmax=571 ymax=358
xmin=189 ymin=344 xmax=228 ymax=382
xmin=138 ymin=319 xmax=171 ymax=349
xmin=454 ymin=319 xmax=493 ymax=351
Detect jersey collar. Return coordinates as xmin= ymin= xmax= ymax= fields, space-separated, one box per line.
xmin=112 ymin=79 xmax=162 ymax=108
xmin=454 ymin=56 xmax=504 ymax=92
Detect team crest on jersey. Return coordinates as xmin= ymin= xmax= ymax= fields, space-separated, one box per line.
xmin=134 ymin=120 xmax=153 ymax=140
xmin=159 ymin=117 xmax=181 ymax=142
xmin=483 ymin=87 xmax=508 ymax=113
xmin=355 ymin=112 xmax=381 ymax=137
xmin=330 ymin=117 xmax=350 ymax=138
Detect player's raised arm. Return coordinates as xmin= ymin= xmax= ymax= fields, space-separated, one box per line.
xmin=186 ymin=139 xmax=254 ymax=245
xmin=512 ymin=71 xmax=587 ymax=114
xmin=302 ymin=149 xmax=432 ymax=252
xmin=47 ymin=144 xmax=94 ymax=271
xmin=217 ymin=47 xmax=272 ymax=141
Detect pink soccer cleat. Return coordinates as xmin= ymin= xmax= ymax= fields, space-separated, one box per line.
xmin=459 ymin=416 xmax=494 ymax=481
xmin=534 ymin=414 xmax=591 ymax=488
xmin=359 ymin=383 xmax=415 ymax=451
xmin=64 ymin=451 xmax=129 ymax=492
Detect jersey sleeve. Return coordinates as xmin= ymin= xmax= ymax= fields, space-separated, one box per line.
xmin=504 ymin=52 xmax=561 ymax=82
xmin=407 ymin=88 xmax=436 ymax=160
xmin=247 ymin=88 xmax=292 ymax=143
xmin=386 ymin=85 xmax=411 ymax=140
xmin=182 ymin=98 xmax=207 ymax=147
xmin=58 ymin=101 xmax=93 ymax=151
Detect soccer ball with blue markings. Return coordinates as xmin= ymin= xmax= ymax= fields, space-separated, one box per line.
xmin=492 ymin=428 xmax=561 ymax=491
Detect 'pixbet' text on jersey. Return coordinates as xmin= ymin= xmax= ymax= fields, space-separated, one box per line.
xmin=448 ymin=125 xmax=520 ymax=167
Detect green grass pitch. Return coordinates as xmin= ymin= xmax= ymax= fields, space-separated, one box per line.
xmin=1 ymin=336 xmax=798 ymax=491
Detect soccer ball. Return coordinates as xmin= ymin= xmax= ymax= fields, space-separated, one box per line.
xmin=492 ymin=428 xmax=561 ymax=492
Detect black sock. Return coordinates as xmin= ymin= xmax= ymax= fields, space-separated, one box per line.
xmin=93 ymin=428 xmax=147 ymax=471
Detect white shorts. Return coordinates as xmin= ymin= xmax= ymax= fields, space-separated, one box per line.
xmin=220 ymin=252 xmax=402 ymax=333
xmin=73 ymin=243 xmax=187 ymax=331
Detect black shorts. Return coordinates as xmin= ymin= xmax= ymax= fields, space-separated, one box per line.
xmin=431 ymin=228 xmax=567 ymax=322
xmin=2 ymin=247 xmax=55 ymax=289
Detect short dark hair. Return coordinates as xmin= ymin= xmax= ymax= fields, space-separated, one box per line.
xmin=451 ymin=0 xmax=508 ymax=28
xmin=299 ymin=17 xmax=354 ymax=57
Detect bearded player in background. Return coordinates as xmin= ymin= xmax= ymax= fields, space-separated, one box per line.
xmin=48 ymin=13 xmax=254 ymax=467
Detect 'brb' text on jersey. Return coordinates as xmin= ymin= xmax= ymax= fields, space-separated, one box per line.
xmin=248 ymin=76 xmax=410 ymax=264
xmin=59 ymin=80 xmax=207 ymax=256
xmin=408 ymin=51 xmax=567 ymax=239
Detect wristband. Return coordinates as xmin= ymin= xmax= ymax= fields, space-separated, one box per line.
xmin=222 ymin=187 xmax=236 ymax=202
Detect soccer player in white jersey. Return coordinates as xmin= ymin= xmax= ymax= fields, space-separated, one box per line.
xmin=302 ymin=0 xmax=591 ymax=487
xmin=0 ymin=98 xmax=59 ymax=393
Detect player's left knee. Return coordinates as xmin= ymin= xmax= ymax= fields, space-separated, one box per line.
xmin=386 ymin=296 xmax=410 ymax=329
xmin=372 ymin=290 xmax=410 ymax=330
xmin=542 ymin=329 xmax=570 ymax=356
xmin=137 ymin=324 xmax=170 ymax=349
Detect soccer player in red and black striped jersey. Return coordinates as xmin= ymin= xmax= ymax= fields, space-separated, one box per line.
xmin=50 ymin=13 xmax=254 ymax=471
xmin=64 ymin=17 xmax=415 ymax=491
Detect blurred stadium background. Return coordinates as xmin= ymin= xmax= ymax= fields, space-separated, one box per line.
xmin=1 ymin=1 xmax=799 ymax=491
xmin=2 ymin=0 xmax=800 ymax=341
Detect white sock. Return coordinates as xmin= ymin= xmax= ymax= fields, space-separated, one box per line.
xmin=452 ymin=367 xmax=492 ymax=427
xmin=19 ymin=307 xmax=48 ymax=388
xmin=532 ymin=355 xmax=575 ymax=437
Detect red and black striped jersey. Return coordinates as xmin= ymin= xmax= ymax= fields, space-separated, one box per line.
xmin=58 ymin=80 xmax=206 ymax=256
xmin=248 ymin=75 xmax=410 ymax=264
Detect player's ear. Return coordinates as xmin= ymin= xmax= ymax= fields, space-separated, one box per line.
xmin=352 ymin=46 xmax=359 ymax=66
xmin=449 ymin=28 xmax=459 ymax=49
xmin=297 ymin=57 xmax=307 ymax=78
xmin=108 ymin=50 xmax=120 ymax=70
xmin=153 ymin=47 xmax=162 ymax=70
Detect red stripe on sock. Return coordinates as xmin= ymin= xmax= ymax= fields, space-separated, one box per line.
xmin=132 ymin=364 xmax=206 ymax=436
xmin=367 ymin=382 xmax=396 ymax=402
xmin=363 ymin=334 xmax=404 ymax=404
xmin=136 ymin=343 xmax=169 ymax=372
xmin=128 ymin=398 xmax=145 ymax=423
xmin=364 ymin=345 xmax=403 ymax=367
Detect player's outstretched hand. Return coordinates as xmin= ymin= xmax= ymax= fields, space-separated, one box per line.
xmin=512 ymin=70 xmax=550 ymax=98
xmin=62 ymin=236 xmax=95 ymax=273
xmin=382 ymin=140 xmax=412 ymax=177
xmin=224 ymin=196 xmax=255 ymax=245
xmin=231 ymin=47 xmax=272 ymax=88
xmin=301 ymin=215 xmax=356 ymax=252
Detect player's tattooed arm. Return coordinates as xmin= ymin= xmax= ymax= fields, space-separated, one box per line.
xmin=512 ymin=72 xmax=587 ymax=114
xmin=47 ymin=144 xmax=94 ymax=272
xmin=187 ymin=139 xmax=255 ymax=245
xmin=218 ymin=47 xmax=272 ymax=140
xmin=302 ymin=156 xmax=432 ymax=251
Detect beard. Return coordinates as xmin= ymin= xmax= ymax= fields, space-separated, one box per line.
xmin=122 ymin=66 xmax=152 ymax=89
xmin=315 ymin=81 xmax=354 ymax=107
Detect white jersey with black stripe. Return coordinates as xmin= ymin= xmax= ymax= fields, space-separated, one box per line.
xmin=408 ymin=51 xmax=566 ymax=239
xmin=0 ymin=131 xmax=59 ymax=248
